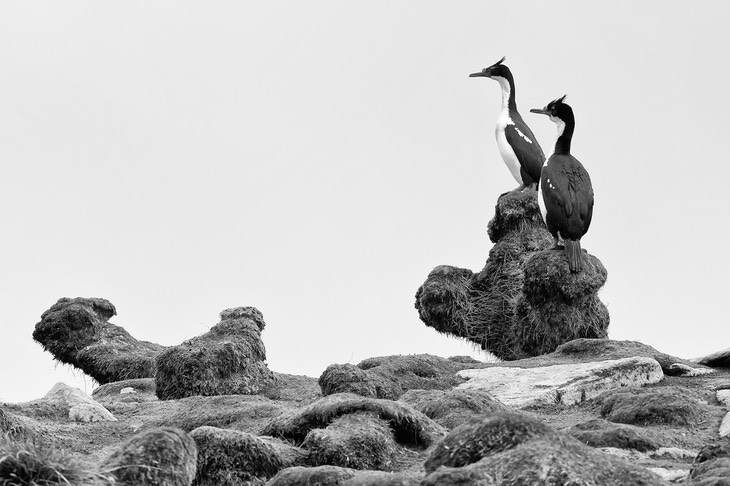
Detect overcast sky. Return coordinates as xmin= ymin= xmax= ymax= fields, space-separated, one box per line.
xmin=2 ymin=2 xmax=729 ymax=402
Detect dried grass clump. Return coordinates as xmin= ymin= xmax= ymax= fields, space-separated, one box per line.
xmin=415 ymin=190 xmax=610 ymax=361
xmin=319 ymin=354 xmax=471 ymax=400
xmin=100 ymin=427 xmax=197 ymax=486
xmin=303 ymin=412 xmax=401 ymax=471
xmin=190 ymin=426 xmax=306 ymax=486
xmin=0 ymin=434 xmax=111 ymax=486
xmin=261 ymin=393 xmax=445 ymax=449
xmin=155 ymin=307 xmax=276 ymax=400
xmin=32 ymin=297 xmax=165 ymax=384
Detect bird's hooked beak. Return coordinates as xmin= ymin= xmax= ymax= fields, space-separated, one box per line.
xmin=530 ymin=107 xmax=550 ymax=116
xmin=469 ymin=68 xmax=491 ymax=78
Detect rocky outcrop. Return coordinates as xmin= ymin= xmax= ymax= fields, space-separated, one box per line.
xmin=421 ymin=412 xmax=667 ymax=485
xmin=41 ymin=382 xmax=116 ymax=423
xmin=318 ymin=354 xmax=471 ymax=400
xmin=32 ymin=297 xmax=165 ymax=384
xmin=155 ymin=307 xmax=276 ymax=400
xmin=414 ymin=191 xmax=609 ymax=360
xmin=456 ymin=356 xmax=663 ymax=408
xmin=694 ymin=347 xmax=730 ymax=368
xmin=101 ymin=427 xmax=198 ymax=486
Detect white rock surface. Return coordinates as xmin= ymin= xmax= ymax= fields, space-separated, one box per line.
xmin=69 ymin=403 xmax=117 ymax=423
xmin=720 ymin=411 xmax=730 ymax=438
xmin=42 ymin=382 xmax=116 ymax=423
xmin=456 ymin=357 xmax=663 ymax=408
xmin=647 ymin=467 xmax=688 ymax=483
xmin=667 ymin=363 xmax=715 ymax=377
xmin=120 ymin=387 xmax=135 ymax=394
xmin=717 ymin=389 xmax=730 ymax=407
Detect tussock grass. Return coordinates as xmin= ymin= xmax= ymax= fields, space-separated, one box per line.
xmin=0 ymin=435 xmax=111 ymax=486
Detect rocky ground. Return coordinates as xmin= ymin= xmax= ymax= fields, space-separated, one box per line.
xmin=3 ymin=192 xmax=729 ymax=485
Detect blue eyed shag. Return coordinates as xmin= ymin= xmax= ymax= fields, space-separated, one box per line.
xmin=470 ymin=57 xmax=545 ymax=193
xmin=530 ymin=95 xmax=594 ymax=273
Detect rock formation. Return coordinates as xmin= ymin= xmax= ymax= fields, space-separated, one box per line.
xmin=155 ymin=307 xmax=276 ymax=400
xmin=32 ymin=297 xmax=165 ymax=384
xmin=415 ymin=190 xmax=610 ymax=360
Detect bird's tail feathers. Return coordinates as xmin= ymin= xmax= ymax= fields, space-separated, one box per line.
xmin=564 ymin=239 xmax=583 ymax=273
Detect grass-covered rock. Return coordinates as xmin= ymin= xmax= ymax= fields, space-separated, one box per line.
xmin=568 ymin=418 xmax=661 ymax=452
xmin=262 ymin=392 xmax=445 ymax=448
xmin=155 ymin=307 xmax=276 ymax=400
xmin=190 ymin=426 xmax=306 ymax=486
xmin=598 ymin=386 xmax=706 ymax=426
xmin=398 ymin=388 xmax=509 ymax=430
xmin=303 ymin=412 xmax=401 ymax=470
xmin=415 ymin=191 xmax=609 ymax=360
xmin=318 ymin=354 xmax=470 ymax=400
xmin=32 ymin=297 xmax=165 ymax=384
xmin=100 ymin=427 xmax=197 ymax=486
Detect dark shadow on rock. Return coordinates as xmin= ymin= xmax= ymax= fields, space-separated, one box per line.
xmin=32 ymin=297 xmax=165 ymax=384
xmin=415 ymin=191 xmax=609 ymax=360
xmin=155 ymin=307 xmax=276 ymax=400
xmin=318 ymin=354 xmax=471 ymax=400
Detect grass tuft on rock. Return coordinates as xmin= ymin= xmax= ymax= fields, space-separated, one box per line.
xmin=0 ymin=434 xmax=111 ymax=486
xmin=398 ymin=388 xmax=509 ymax=430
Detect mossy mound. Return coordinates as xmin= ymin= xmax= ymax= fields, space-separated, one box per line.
xmin=261 ymin=393 xmax=445 ymax=449
xmin=266 ymin=465 xmax=357 ymax=486
xmin=100 ymin=427 xmax=197 ymax=486
xmin=598 ymin=386 xmax=707 ymax=426
xmin=424 ymin=412 xmax=557 ymax=473
xmin=689 ymin=437 xmax=730 ymax=485
xmin=342 ymin=471 xmax=424 ymax=486
xmin=318 ymin=354 xmax=470 ymax=400
xmin=92 ymin=378 xmax=157 ymax=403
xmin=190 ymin=426 xmax=305 ymax=486
xmin=303 ymin=412 xmax=401 ymax=470
xmin=568 ymin=419 xmax=660 ymax=452
xmin=415 ymin=191 xmax=609 ymax=360
xmin=32 ymin=297 xmax=165 ymax=384
xmin=155 ymin=307 xmax=276 ymax=400
xmin=398 ymin=388 xmax=509 ymax=430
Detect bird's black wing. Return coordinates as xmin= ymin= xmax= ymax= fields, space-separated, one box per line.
xmin=505 ymin=119 xmax=545 ymax=186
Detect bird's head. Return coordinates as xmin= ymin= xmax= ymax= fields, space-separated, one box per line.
xmin=530 ymin=95 xmax=574 ymax=125
xmin=469 ymin=56 xmax=512 ymax=82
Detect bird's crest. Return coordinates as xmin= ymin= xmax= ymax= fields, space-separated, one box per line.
xmin=488 ymin=56 xmax=507 ymax=69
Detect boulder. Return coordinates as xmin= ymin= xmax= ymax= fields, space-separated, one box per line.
xmin=32 ymin=297 xmax=165 ymax=384
xmin=415 ymin=191 xmax=609 ymax=360
xmin=421 ymin=412 xmax=667 ymax=486
xmin=568 ymin=419 xmax=660 ymax=452
xmin=693 ymin=347 xmax=730 ymax=368
xmin=155 ymin=307 xmax=276 ymax=400
xmin=318 ymin=354 xmax=470 ymax=400
xmin=303 ymin=412 xmax=400 ymax=470
xmin=398 ymin=388 xmax=509 ymax=430
xmin=598 ymin=386 xmax=705 ymax=426
xmin=101 ymin=427 xmax=197 ymax=486
xmin=261 ymin=393 xmax=445 ymax=449
xmin=456 ymin=357 xmax=663 ymax=408
xmin=190 ymin=426 xmax=306 ymax=486
xmin=41 ymin=382 xmax=116 ymax=423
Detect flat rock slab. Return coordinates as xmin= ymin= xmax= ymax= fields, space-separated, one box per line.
xmin=456 ymin=357 xmax=663 ymax=408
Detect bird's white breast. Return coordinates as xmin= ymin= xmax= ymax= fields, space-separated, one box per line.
xmin=495 ymin=109 xmax=523 ymax=184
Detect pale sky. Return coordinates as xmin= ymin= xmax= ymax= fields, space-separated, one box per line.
xmin=2 ymin=2 xmax=729 ymax=402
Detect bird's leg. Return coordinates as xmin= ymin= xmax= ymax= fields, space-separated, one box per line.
xmin=509 ymin=183 xmax=528 ymax=194
xmin=551 ymin=235 xmax=562 ymax=250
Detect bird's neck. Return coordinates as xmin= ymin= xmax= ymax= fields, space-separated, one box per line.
xmin=494 ymin=76 xmax=517 ymax=112
xmin=552 ymin=118 xmax=574 ymax=155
